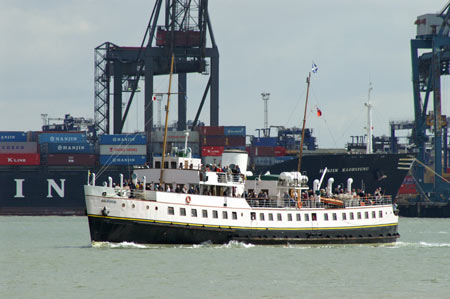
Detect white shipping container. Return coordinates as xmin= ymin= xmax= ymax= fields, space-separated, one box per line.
xmin=151 ymin=130 xmax=199 ymax=143
xmin=100 ymin=144 xmax=147 ymax=155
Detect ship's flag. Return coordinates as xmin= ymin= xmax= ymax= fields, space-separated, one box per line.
xmin=312 ymin=63 xmax=318 ymax=74
xmin=317 ymin=107 xmax=322 ymax=117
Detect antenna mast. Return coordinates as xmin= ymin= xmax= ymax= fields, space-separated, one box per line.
xmin=261 ymin=92 xmax=270 ymax=137
xmin=365 ymin=82 xmax=373 ymax=154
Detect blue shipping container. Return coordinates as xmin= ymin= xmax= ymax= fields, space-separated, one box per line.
xmin=44 ymin=142 xmax=95 ymax=154
xmin=253 ymin=137 xmax=278 ymax=147
xmin=99 ymin=134 xmax=146 ymax=145
xmin=0 ymin=131 xmax=27 ymax=142
xmin=275 ymin=156 xmax=295 ymax=162
xmin=99 ymin=155 xmax=147 ymax=165
xmin=224 ymin=126 xmax=246 ymax=136
xmin=38 ymin=133 xmax=86 ymax=144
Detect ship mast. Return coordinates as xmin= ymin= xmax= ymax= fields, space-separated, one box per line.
xmin=297 ymin=72 xmax=312 ymax=173
xmin=159 ymin=54 xmax=175 ymax=186
xmin=365 ymin=82 xmax=373 ymax=154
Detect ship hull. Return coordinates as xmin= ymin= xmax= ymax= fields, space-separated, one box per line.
xmin=87 ymin=215 xmax=398 ymax=245
xmin=261 ymin=153 xmax=413 ymax=199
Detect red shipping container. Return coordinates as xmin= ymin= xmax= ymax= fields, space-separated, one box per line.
xmin=246 ymin=146 xmax=255 ymax=156
xmin=226 ymin=136 xmax=245 ymax=147
xmin=198 ymin=126 xmax=225 ymax=136
xmin=46 ymin=154 xmax=96 ymax=166
xmin=274 ymin=146 xmax=286 ymax=156
xmin=0 ymin=153 xmax=40 ymax=165
xmin=254 ymin=146 xmax=275 ymax=157
xmin=201 ymin=136 xmax=227 ymax=146
xmin=201 ymin=146 xmax=224 ymax=157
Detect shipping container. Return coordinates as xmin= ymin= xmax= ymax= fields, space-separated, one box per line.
xmin=198 ymin=126 xmax=224 ymax=136
xmin=42 ymin=142 xmax=95 ymax=154
xmin=38 ymin=133 xmax=86 ymax=144
xmin=201 ymin=136 xmax=227 ymax=146
xmin=0 ymin=142 xmax=37 ymax=154
xmin=151 ymin=130 xmax=199 ymax=143
xmin=46 ymin=154 xmax=96 ymax=166
xmin=274 ymin=156 xmax=295 ymax=162
xmin=224 ymin=126 xmax=246 ymax=136
xmin=0 ymin=131 xmax=27 ymax=142
xmin=274 ymin=146 xmax=286 ymax=156
xmin=252 ymin=137 xmax=278 ymax=147
xmin=0 ymin=153 xmax=40 ymax=165
xmin=100 ymin=144 xmax=147 ymax=155
xmin=201 ymin=146 xmax=224 ymax=157
xmin=253 ymin=146 xmax=275 ymax=156
xmin=225 ymin=146 xmax=246 ymax=151
xmin=225 ymin=136 xmax=246 ymax=147
xmin=99 ymin=155 xmax=147 ymax=165
xmin=99 ymin=134 xmax=146 ymax=145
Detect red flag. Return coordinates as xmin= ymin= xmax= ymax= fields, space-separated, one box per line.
xmin=317 ymin=108 xmax=322 ymax=117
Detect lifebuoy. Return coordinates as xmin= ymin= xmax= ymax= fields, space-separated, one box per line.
xmin=297 ymin=199 xmax=302 ymax=209
xmin=186 ymin=196 xmax=191 ymax=204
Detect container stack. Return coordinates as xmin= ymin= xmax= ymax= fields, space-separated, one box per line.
xmin=99 ymin=134 xmax=147 ymax=165
xmin=199 ymin=126 xmax=246 ymax=165
xmin=0 ymin=131 xmax=40 ymax=165
xmin=39 ymin=132 xmax=96 ymax=166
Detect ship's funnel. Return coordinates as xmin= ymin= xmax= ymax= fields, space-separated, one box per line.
xmin=221 ymin=149 xmax=248 ymax=172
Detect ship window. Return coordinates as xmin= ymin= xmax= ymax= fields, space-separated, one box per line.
xmin=365 ymin=211 xmax=369 ymax=219
xmin=372 ymin=211 xmax=376 ymax=218
xmin=379 ymin=210 xmax=383 ymax=218
xmin=277 ymin=213 xmax=282 ymax=221
xmin=357 ymin=212 xmax=362 ymax=219
xmin=122 ymin=203 xmax=125 ymax=208
xmin=305 ymin=214 xmax=310 ymax=221
xmin=202 ymin=209 xmax=208 ymax=218
xmin=288 ymin=214 xmax=293 ymax=221
xmin=260 ymin=213 xmax=265 ymax=221
xmin=350 ymin=212 xmax=354 ymax=220
xmin=213 ymin=210 xmax=218 ymax=218
xmin=324 ymin=213 xmax=329 ymax=221
xmin=342 ymin=213 xmax=347 ymax=220
xmin=312 ymin=213 xmax=317 ymax=221
xmin=296 ymin=213 xmax=301 ymax=221
xmin=180 ymin=208 xmax=186 ymax=216
xmin=170 ymin=162 xmax=177 ymax=169
xmin=332 ymin=213 xmax=337 ymax=221
xmin=191 ymin=209 xmax=197 ymax=217
xmin=251 ymin=212 xmax=256 ymax=220
xmin=222 ymin=211 xmax=228 ymax=219
xmin=168 ymin=207 xmax=175 ymax=215
xmin=155 ymin=161 xmax=161 ymax=168
xmin=232 ymin=212 xmax=238 ymax=220
xmin=164 ymin=162 xmax=169 ymax=168
xmin=268 ymin=213 xmax=274 ymax=221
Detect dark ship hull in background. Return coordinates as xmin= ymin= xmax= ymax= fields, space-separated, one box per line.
xmin=260 ymin=153 xmax=413 ymax=199
xmin=0 ymin=165 xmax=131 ymax=215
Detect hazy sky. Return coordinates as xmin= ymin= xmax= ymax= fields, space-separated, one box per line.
xmin=0 ymin=0 xmax=448 ymax=148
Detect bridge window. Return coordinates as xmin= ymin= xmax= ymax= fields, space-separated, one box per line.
xmin=180 ymin=207 xmax=186 ymax=216
xmin=155 ymin=161 xmax=161 ymax=168
xmin=170 ymin=161 xmax=177 ymax=169
xmin=168 ymin=206 xmax=174 ymax=215
xmin=191 ymin=209 xmax=197 ymax=217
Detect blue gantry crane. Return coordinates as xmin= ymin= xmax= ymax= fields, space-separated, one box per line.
xmin=411 ymin=2 xmax=450 ymax=201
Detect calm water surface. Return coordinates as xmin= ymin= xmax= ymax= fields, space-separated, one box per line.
xmin=1 ymin=217 xmax=450 ymax=298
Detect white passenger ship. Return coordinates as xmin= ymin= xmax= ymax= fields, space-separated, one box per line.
xmin=84 ymin=150 xmax=400 ymax=245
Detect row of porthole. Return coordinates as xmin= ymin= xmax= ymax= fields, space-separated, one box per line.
xmin=122 ymin=203 xmax=158 ymax=211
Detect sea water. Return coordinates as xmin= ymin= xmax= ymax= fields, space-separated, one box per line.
xmin=1 ymin=217 xmax=450 ymax=298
